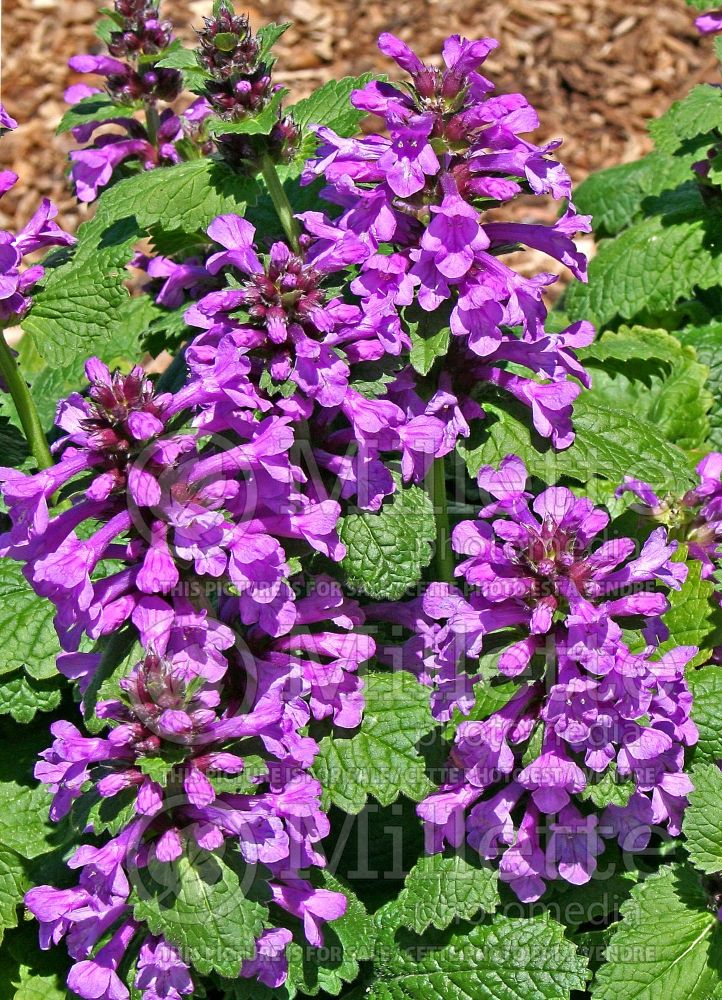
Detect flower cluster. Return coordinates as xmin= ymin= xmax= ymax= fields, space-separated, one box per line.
xmin=300 ymin=33 xmax=595 ymax=448
xmin=372 ymin=456 xmax=698 ymax=901
xmin=0 ymin=106 xmax=75 ymax=325
xmin=65 ymin=0 xmax=212 ymax=202
xmin=0 ymin=350 xmax=376 ymax=996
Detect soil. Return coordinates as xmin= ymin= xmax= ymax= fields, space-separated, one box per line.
xmin=0 ymin=0 xmax=720 ymax=236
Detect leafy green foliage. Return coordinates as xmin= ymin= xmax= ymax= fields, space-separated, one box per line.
xmin=565 ymin=186 xmax=722 ymax=329
xmin=289 ymin=73 xmax=379 ymax=138
xmin=684 ymin=763 xmax=722 ymax=874
xmin=689 ymin=665 xmax=722 ymax=764
xmin=312 ymin=671 xmax=436 ymax=813
xmin=677 ymin=322 xmax=722 ymax=449
xmin=0 ymin=559 xmax=59 ymax=681
xmin=649 ymin=85 xmax=722 ymax=154
xmin=368 ymin=907 xmax=588 ymax=1000
xmin=580 ymin=327 xmax=712 ymax=451
xmin=658 ymin=553 xmax=722 ymax=667
xmin=340 ymin=478 xmax=436 ymax=600
xmin=0 ymin=851 xmax=29 ymax=945
xmin=395 ymin=855 xmax=499 ymax=933
xmin=458 ymin=393 xmax=695 ymax=497
xmin=592 ymin=865 xmax=722 ymax=1000
xmin=23 ymin=160 xmax=257 ymax=367
xmin=57 ymin=93 xmax=138 ymax=134
xmin=573 ymin=150 xmax=706 ymax=238
xmin=207 ymin=89 xmax=287 ymax=136
xmin=133 ymin=846 xmax=268 ymax=976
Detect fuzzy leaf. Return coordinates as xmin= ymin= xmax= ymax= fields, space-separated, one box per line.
xmin=369 ymin=910 xmax=588 ymax=1000
xmin=689 ymin=665 xmax=722 ymax=764
xmin=659 ymin=554 xmax=722 ymax=667
xmin=207 ymin=90 xmax=287 ymax=136
xmin=574 ymin=150 xmax=706 ymax=237
xmin=565 ymin=188 xmax=722 ymax=329
xmin=312 ymin=671 xmax=436 ymax=814
xmin=458 ymin=394 xmax=695 ymax=497
xmin=340 ymin=480 xmax=435 ymax=600
xmin=684 ymin=763 xmax=722 ymax=875
xmin=57 ymin=93 xmax=138 ymax=134
xmin=132 ymin=846 xmax=267 ymax=977
xmin=0 ymin=851 xmax=29 ymax=945
xmin=0 ymin=559 xmax=59 ymax=681
xmin=395 ymin=855 xmax=499 ymax=933
xmin=649 ymin=84 xmax=722 ymax=153
xmin=0 ymin=672 xmax=61 ymax=724
xmin=592 ymin=864 xmax=722 ymax=1000
xmin=289 ymin=73 xmax=379 ymax=138
xmin=677 ymin=322 xmax=722 ymax=449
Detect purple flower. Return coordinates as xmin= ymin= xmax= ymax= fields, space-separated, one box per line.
xmin=135 ymin=936 xmax=193 ymax=1000
xmin=241 ymin=928 xmax=293 ymax=989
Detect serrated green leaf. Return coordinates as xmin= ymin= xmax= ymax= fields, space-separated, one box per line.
xmin=155 ymin=45 xmax=212 ymax=88
xmin=340 ymin=478 xmax=435 ymax=600
xmin=289 ymin=73 xmax=379 ymax=138
xmin=580 ymin=327 xmax=712 ymax=451
xmin=409 ymin=321 xmax=450 ymax=377
xmin=684 ymin=763 xmax=722 ymax=874
xmin=83 ymin=629 xmax=141 ymax=730
xmin=574 ymin=151 xmax=707 ymax=237
xmin=0 ymin=559 xmax=59 ymax=681
xmin=458 ymin=394 xmax=695 ymax=497
xmin=284 ymin=871 xmax=375 ymax=997
xmin=57 ymin=93 xmax=138 ymax=134
xmin=256 ymin=22 xmax=292 ymax=62
xmin=133 ymin=846 xmax=268 ymax=977
xmin=659 ymin=554 xmax=722 ymax=667
xmin=592 ymin=864 xmax=722 ymax=1000
xmin=395 ymin=855 xmax=499 ymax=933
xmin=677 ymin=321 xmax=722 ymax=449
xmin=0 ymin=782 xmax=53 ymax=861
xmin=579 ymin=763 xmax=634 ymax=809
xmin=0 ymin=672 xmax=61 ymax=723
xmin=368 ymin=911 xmax=588 ymax=1000
xmin=649 ymin=85 xmax=722 ymax=154
xmin=0 ymin=850 xmax=28 ymax=945
xmin=312 ymin=671 xmax=436 ymax=814
xmin=689 ymin=665 xmax=722 ymax=764
xmin=565 ymin=189 xmax=722 ymax=329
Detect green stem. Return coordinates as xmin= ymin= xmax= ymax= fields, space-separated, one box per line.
xmin=145 ymin=101 xmax=160 ymax=147
xmin=428 ymin=455 xmax=454 ymax=584
xmin=260 ymin=152 xmax=301 ymax=252
xmin=0 ymin=332 xmax=53 ymax=470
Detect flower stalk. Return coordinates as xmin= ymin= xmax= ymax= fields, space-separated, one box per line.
xmin=0 ymin=332 xmax=53 ymax=470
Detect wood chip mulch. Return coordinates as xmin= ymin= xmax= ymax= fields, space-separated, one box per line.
xmin=0 ymin=0 xmax=719 ymax=239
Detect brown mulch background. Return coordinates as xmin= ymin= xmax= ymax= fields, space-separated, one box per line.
xmin=0 ymin=0 xmax=720 ymax=236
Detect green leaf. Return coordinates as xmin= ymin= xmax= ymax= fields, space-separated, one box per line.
xmin=0 ymin=672 xmax=61 ymax=724
xmin=57 ymin=93 xmax=138 ymax=134
xmin=689 ymin=665 xmax=722 ymax=764
xmin=132 ymin=846 xmax=268 ymax=977
xmin=408 ymin=314 xmax=451 ymax=377
xmin=368 ymin=911 xmax=588 ymax=1000
xmin=0 ymin=850 xmax=29 ymax=945
xmin=23 ymin=159 xmax=257 ymax=367
xmin=0 ymin=782 xmax=53 ymax=861
xmin=256 ymin=21 xmax=292 ymax=62
xmin=592 ymin=864 xmax=722 ymax=1000
xmin=659 ymin=553 xmax=722 ymax=668
xmin=565 ymin=188 xmax=722 ymax=329
xmin=0 ymin=559 xmax=59 ymax=681
xmin=649 ymin=84 xmax=722 ymax=153
xmin=684 ymin=763 xmax=722 ymax=874
xmin=574 ymin=151 xmax=705 ymax=237
xmin=289 ymin=73 xmax=379 ymax=138
xmin=340 ymin=478 xmax=435 ymax=600
xmin=155 ymin=45 xmax=212 ymax=89
xmin=458 ymin=393 xmax=695 ymax=497
xmin=395 ymin=855 xmax=499 ymax=933
xmin=579 ymin=763 xmax=634 ymax=809
xmin=285 ymin=871 xmax=375 ymax=997
xmin=207 ymin=90 xmax=287 ymax=137
xmin=677 ymin=322 xmax=722 ymax=449
xmin=581 ymin=327 xmax=712 ymax=451
xmin=312 ymin=671 xmax=436 ymax=814
xmin=83 ymin=629 xmax=142 ymax=729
